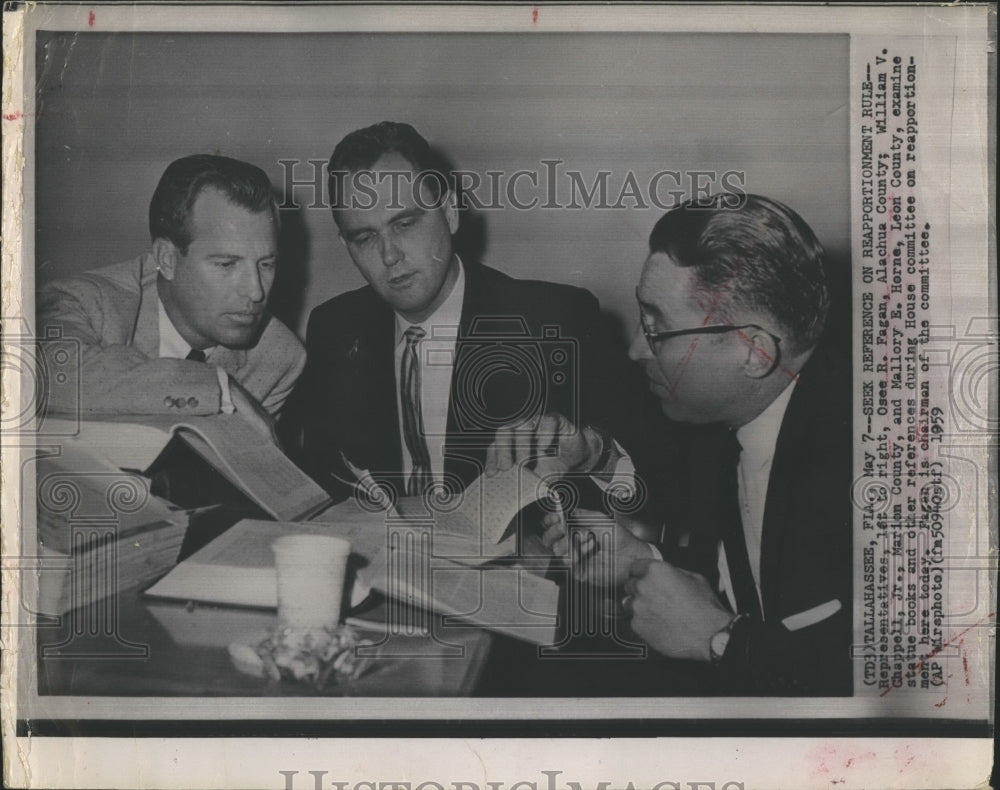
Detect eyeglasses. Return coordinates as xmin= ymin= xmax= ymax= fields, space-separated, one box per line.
xmin=636 ymin=293 xmax=782 ymax=355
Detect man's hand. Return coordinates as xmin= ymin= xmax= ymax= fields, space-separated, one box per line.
xmin=623 ymin=557 xmax=734 ymax=662
xmin=484 ymin=411 xmax=604 ymax=478
xmin=230 ymin=377 xmax=279 ymax=445
xmin=542 ymin=507 xmax=657 ymax=588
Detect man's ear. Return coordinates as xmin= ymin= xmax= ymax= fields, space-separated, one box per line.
xmin=741 ymin=327 xmax=780 ymax=379
xmin=152 ymin=237 xmax=179 ymax=281
xmin=442 ymin=189 xmax=459 ymax=235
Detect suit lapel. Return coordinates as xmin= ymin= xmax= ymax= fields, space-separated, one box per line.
xmin=758 ymin=352 xmax=834 ymax=615
xmin=444 ymin=263 xmax=480 ymax=485
xmin=131 ymin=256 xmax=161 ymax=358
xmin=357 ymin=299 xmax=403 ymax=482
xmin=446 ymin=263 xmax=515 ymax=487
xmin=759 ymin=408 xmax=799 ymax=615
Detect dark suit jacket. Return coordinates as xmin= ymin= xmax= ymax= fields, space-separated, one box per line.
xmin=288 ymin=262 xmax=672 ymax=503
xmin=666 ymin=337 xmax=853 ymax=695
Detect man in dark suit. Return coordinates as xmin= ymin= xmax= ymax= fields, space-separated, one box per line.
xmin=290 ymin=122 xmax=666 ymax=502
xmin=506 ymin=193 xmax=852 ymax=695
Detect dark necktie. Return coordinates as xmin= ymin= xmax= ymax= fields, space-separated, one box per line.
xmin=400 ymin=326 xmax=432 ymax=496
xmin=185 ymin=348 xmax=206 ymax=363
xmin=720 ymin=430 xmax=762 ymax=620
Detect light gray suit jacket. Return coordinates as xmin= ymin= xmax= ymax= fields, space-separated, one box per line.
xmin=37 ymin=254 xmax=306 ymax=417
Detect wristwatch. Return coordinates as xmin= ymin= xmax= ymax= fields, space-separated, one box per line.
xmin=709 ymin=614 xmax=745 ymax=665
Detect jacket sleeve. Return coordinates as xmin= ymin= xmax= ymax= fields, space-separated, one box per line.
xmin=718 ymin=598 xmax=852 ymax=695
xmin=37 ymin=278 xmax=223 ymax=417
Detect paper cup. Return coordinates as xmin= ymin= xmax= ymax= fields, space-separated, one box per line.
xmin=272 ymin=534 xmax=351 ymax=630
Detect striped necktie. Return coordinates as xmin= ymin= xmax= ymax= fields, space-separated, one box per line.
xmin=400 ymin=326 xmax=432 ymax=496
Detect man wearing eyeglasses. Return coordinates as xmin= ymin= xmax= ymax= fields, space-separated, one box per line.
xmin=489 ymin=193 xmax=851 ymax=695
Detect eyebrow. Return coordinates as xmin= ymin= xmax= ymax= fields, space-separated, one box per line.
xmin=205 ymin=253 xmax=276 ymax=262
xmin=342 ymin=206 xmax=425 ymax=240
xmin=636 ymin=294 xmax=665 ymax=324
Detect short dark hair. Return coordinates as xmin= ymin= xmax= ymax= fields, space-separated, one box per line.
xmin=649 ymin=193 xmax=830 ymax=352
xmin=149 ymin=154 xmax=277 ymax=254
xmin=327 ymin=121 xmax=451 ymax=220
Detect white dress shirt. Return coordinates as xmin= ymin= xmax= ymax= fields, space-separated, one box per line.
xmin=717 ymin=379 xmax=797 ymax=616
xmin=393 ymin=258 xmax=465 ymax=483
xmin=157 ymin=298 xmax=232 ymax=412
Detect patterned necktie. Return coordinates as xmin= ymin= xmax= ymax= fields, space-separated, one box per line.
xmin=720 ymin=430 xmax=762 ymax=620
xmin=400 ymin=326 xmax=433 ymax=496
xmin=186 ymin=348 xmax=207 ymax=363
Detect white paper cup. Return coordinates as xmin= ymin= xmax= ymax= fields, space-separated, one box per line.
xmin=271 ymin=534 xmax=352 ymax=630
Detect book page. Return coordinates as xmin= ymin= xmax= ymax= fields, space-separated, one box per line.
xmin=36 ymin=416 xmax=177 ymax=471
xmin=361 ymin=528 xmax=560 ymax=645
xmin=171 ymin=417 xmax=332 ymax=521
xmin=444 ymin=463 xmax=556 ymax=545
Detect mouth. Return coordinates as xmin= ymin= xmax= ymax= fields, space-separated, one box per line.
xmin=642 ymin=366 xmax=672 ymax=396
xmin=388 ymin=272 xmax=417 ymax=288
xmin=225 ymin=312 xmax=262 ymax=326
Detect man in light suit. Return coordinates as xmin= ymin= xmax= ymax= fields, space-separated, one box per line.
xmin=38 ymin=154 xmax=306 ymax=436
xmin=289 ymin=122 xmax=669 ymax=501
xmin=497 ymin=194 xmax=851 ymax=695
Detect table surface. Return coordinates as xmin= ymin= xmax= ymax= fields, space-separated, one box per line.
xmin=36 ymin=586 xmax=495 ymax=697
xmin=33 ymin=496 xmax=698 ymax=699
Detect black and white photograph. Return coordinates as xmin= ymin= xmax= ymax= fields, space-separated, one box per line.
xmin=1 ymin=3 xmax=994 ymax=789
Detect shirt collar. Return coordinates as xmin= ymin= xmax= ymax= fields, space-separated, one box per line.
xmin=395 ymin=256 xmax=466 ymax=344
xmin=735 ymin=378 xmax=797 ymax=469
xmin=157 ymin=296 xmax=213 ymax=359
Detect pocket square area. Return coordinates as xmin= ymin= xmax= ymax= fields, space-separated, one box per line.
xmin=781 ymin=599 xmax=842 ymax=632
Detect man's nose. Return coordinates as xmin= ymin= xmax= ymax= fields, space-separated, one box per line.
xmin=379 ymin=234 xmax=403 ymax=267
xmin=240 ymin=262 xmax=267 ymax=302
xmin=628 ymin=324 xmax=652 ymax=362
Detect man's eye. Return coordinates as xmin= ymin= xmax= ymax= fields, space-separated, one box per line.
xmin=351 ymin=233 xmax=374 ymax=247
xmin=394 ymin=217 xmax=417 ymax=231
xmin=260 ymin=260 xmax=277 ymax=271
xmin=215 ymin=259 xmax=238 ymax=268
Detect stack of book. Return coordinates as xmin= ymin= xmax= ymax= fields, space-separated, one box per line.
xmin=35 ymin=413 xmax=336 ymax=615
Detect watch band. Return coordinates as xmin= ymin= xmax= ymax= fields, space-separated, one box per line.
xmin=709 ymin=613 xmax=746 ymax=665
xmin=587 ymin=426 xmax=616 ymax=475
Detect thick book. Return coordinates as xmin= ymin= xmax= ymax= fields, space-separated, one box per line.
xmin=35 ymin=442 xmax=189 ymax=616
xmin=44 ymin=414 xmax=332 ymax=522
xmin=144 ymin=516 xmax=376 ymax=609
xmin=145 ymin=495 xmax=561 ymax=645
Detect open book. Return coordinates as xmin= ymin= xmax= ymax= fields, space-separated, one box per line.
xmin=44 ymin=414 xmax=332 ymax=522
xmin=379 ymin=461 xmax=560 ymax=563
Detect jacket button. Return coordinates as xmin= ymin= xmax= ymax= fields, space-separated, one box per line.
xmin=163 ymin=396 xmax=175 ymax=408
xmin=187 ymin=397 xmax=199 ymax=408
